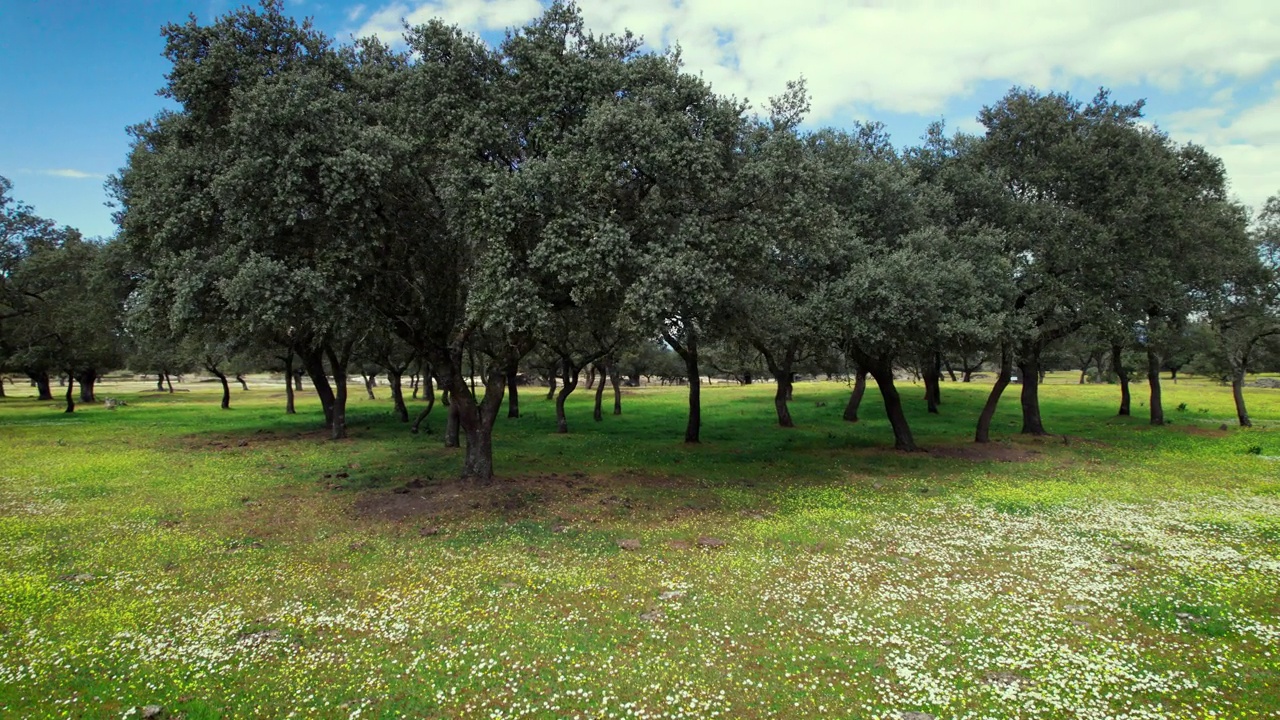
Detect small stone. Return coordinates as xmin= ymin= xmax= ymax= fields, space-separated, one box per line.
xmin=1070 ymin=620 xmax=1090 ymax=627
xmin=336 ymin=472 xmax=350 ymax=479
xmin=898 ymin=713 xmax=935 ymax=720
xmin=872 ymin=482 xmax=884 ymax=490
xmin=696 ymin=536 xmax=726 ymax=549
xmin=659 ymin=590 xmax=686 ymax=601
xmin=1219 ymin=424 xmax=1229 ymax=431
xmin=550 ymin=524 xmax=568 ymax=534
xmin=64 ymin=573 xmax=95 ymax=583
xmin=236 ymin=440 xmax=248 ymax=447
xmin=639 ymin=609 xmax=664 ymax=622
xmin=419 ymin=526 xmax=440 ymax=537
xmin=617 ymin=538 xmax=641 ymax=551
xmin=349 ymin=463 xmax=361 ymax=470
xmin=938 ymin=639 xmax=954 ymax=646
xmin=141 ymin=705 xmax=164 ymax=719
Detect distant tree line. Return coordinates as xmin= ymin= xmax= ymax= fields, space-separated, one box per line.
xmin=3 ymin=1 xmax=1279 ymax=481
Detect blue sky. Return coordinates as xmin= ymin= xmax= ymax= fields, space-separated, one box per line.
xmin=2 ymin=0 xmax=1278 ymax=238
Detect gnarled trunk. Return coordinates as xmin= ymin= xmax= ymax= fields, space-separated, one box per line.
xmin=1017 ymin=350 xmax=1045 ymax=435
xmin=1147 ymin=348 xmax=1164 ymax=426
xmin=389 ymin=369 xmax=408 ymax=422
xmin=32 ymin=371 xmax=53 ymax=401
xmin=206 ymin=363 xmax=231 ymax=410
xmin=867 ymin=363 xmax=916 ymax=451
xmin=412 ymin=372 xmax=436 ymax=434
xmin=843 ymin=367 xmax=867 ymax=422
xmin=663 ymin=328 xmax=702 ymax=444
xmin=555 ymin=363 xmax=580 ymax=433
xmin=300 ymin=348 xmax=335 ymax=427
xmin=611 ymin=364 xmax=623 ymax=415
xmin=1112 ymin=343 xmax=1131 ymax=416
xmin=1232 ymin=366 xmax=1251 ymax=427
xmin=77 ymin=369 xmax=96 ymax=403
xmin=323 ymin=343 xmax=351 ymax=440
xmin=759 ymin=344 xmax=797 ymax=428
xmin=923 ymin=352 xmax=941 ymax=414
xmin=362 ymin=373 xmax=376 ymax=401
xmin=445 ymin=395 xmax=460 ymax=448
xmin=975 ymin=345 xmax=1012 ymax=443
xmin=235 ymin=373 xmax=249 ymax=391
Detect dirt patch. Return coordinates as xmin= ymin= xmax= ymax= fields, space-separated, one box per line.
xmin=926 ymin=444 xmax=1040 ymax=462
xmin=350 ymin=471 xmax=696 ymax=524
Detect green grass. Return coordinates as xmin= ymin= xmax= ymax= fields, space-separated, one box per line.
xmin=1 ymin=373 xmax=1279 ymax=718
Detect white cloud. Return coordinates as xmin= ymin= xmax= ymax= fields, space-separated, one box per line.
xmin=351 ymin=0 xmax=1280 ymax=208
xmin=39 ymin=169 xmax=101 ymax=180
xmin=1167 ymin=84 xmax=1280 ymax=214
xmin=347 ymin=4 xmax=367 ymax=23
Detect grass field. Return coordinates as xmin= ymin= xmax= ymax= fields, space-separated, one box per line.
xmin=1 ymin=373 xmax=1278 ymax=719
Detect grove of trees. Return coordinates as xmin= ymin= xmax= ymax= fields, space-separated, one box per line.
xmin=4 ymin=1 xmax=1280 ymax=481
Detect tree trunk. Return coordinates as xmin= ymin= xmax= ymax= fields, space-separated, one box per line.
xmin=943 ymin=358 xmax=958 ymax=382
xmin=325 ymin=347 xmax=350 ymax=440
xmin=156 ymin=374 xmax=165 ymax=391
xmin=445 ymin=399 xmax=460 ymax=448
xmin=1171 ymin=368 xmax=1178 ymax=384
xmin=389 ymin=370 xmax=408 ymax=422
xmin=663 ymin=329 xmax=702 ymax=444
xmin=868 ymin=364 xmax=916 ymax=451
xmin=207 ymin=365 xmax=230 ymax=410
xmin=1017 ymin=351 xmax=1046 ymax=435
xmin=555 ymin=364 xmax=580 ymax=434
xmin=975 ymin=346 xmax=1012 ymax=443
xmin=300 ymin=347 xmax=335 ymax=428
xmin=593 ymin=362 xmax=607 ymax=422
xmin=441 ymin=353 xmax=511 ymax=483
xmin=165 ymin=372 xmax=174 ymax=393
xmin=962 ymin=368 xmax=973 ymax=383
xmin=1147 ymin=348 xmax=1164 ymax=426
xmin=611 ymin=364 xmax=623 ymax=415
xmin=294 ymin=371 xmax=303 ymax=392
xmin=546 ymin=370 xmax=557 ymax=401
xmin=64 ymin=370 xmax=75 ymax=414
xmin=0 ymin=376 xmax=5 ymax=398
xmin=412 ymin=372 xmax=436 ymax=434
xmin=283 ymin=354 xmax=296 ymax=415
xmin=506 ymin=358 xmax=520 ymax=419
xmin=1232 ymin=367 xmax=1252 ymax=427
xmin=362 ymin=373 xmax=376 ymax=401
xmin=77 ymin=369 xmax=96 ymax=403
xmin=1112 ymin=343 xmax=1131 ymax=416
xmin=844 ymin=367 xmax=868 ymax=422
xmin=235 ymin=373 xmax=249 ymax=391
xmin=759 ymin=345 xmax=796 ymax=428
xmin=923 ymin=353 xmax=941 ymax=414
xmin=32 ymin=371 xmax=52 ymax=401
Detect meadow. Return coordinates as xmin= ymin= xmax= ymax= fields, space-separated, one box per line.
xmin=1 ymin=374 xmax=1278 ymax=719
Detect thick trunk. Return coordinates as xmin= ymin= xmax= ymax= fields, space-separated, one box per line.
xmin=868 ymin=364 xmax=916 ymax=451
xmin=77 ymin=369 xmax=96 ymax=403
xmin=628 ymin=372 xmax=640 ymax=387
xmin=506 ymin=358 xmax=520 ymax=419
xmin=1232 ymin=367 xmax=1252 ymax=427
xmin=843 ymin=367 xmax=867 ymax=422
xmin=389 ymin=370 xmax=408 ymax=422
xmin=446 ymin=355 xmax=509 ymax=483
xmin=962 ymin=368 xmax=974 ymax=383
xmin=235 ymin=373 xmax=249 ymax=391
xmin=300 ymin=347 xmax=335 ymax=427
xmin=975 ymin=346 xmax=1012 ymax=443
xmin=33 ymin=371 xmax=52 ymax=401
xmin=555 ymin=365 xmax=580 ymax=434
xmin=64 ymin=371 xmax=75 ymax=414
xmin=283 ymin=354 xmax=296 ymax=415
xmin=593 ymin=362 xmax=607 ymax=422
xmin=760 ymin=345 xmax=796 ymax=428
xmin=1147 ymin=348 xmax=1164 ymax=426
xmin=324 ymin=344 xmax=349 ymax=440
xmin=1112 ymin=344 xmax=1131 ymax=416
xmin=1017 ymin=351 xmax=1046 ymax=435
xmin=412 ymin=373 xmax=436 ymax=434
